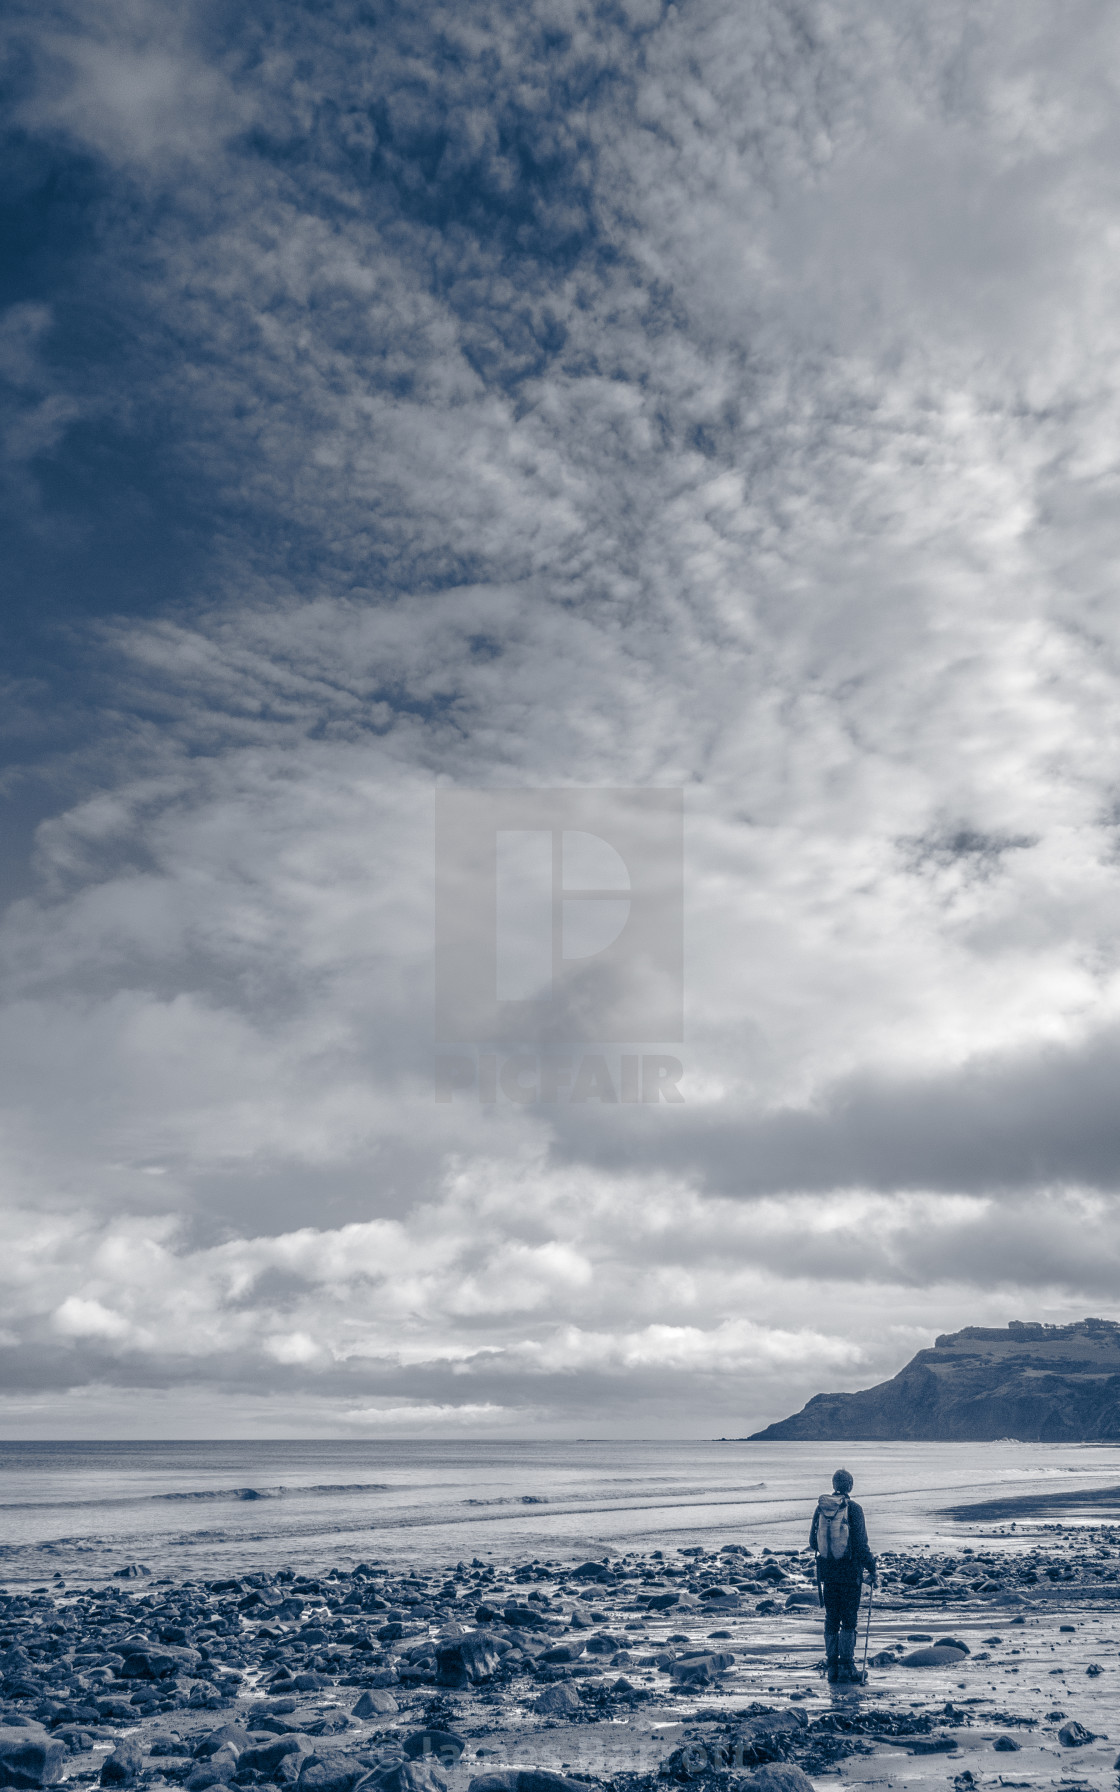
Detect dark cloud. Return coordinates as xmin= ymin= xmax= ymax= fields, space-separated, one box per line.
xmin=550 ymin=1026 xmax=1120 ymax=1196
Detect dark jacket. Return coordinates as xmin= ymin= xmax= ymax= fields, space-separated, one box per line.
xmin=810 ymin=1497 xmax=876 ymax=1579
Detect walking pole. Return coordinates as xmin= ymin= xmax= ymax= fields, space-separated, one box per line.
xmin=860 ymin=1576 xmax=874 ymax=1685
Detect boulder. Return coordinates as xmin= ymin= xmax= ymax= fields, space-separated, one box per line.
xmin=352 ymin=1691 xmax=398 ymax=1718
xmin=992 ymin=1738 xmax=1021 ymax=1753
xmin=640 ymin=1593 xmax=679 ymax=1612
xmin=738 ymin=1713 xmax=807 ymax=1749
xmin=95 ymin=1701 xmax=136 ymax=1724
xmin=1058 ymin=1723 xmax=1097 ymax=1748
xmin=401 ymin=1734 xmax=464 ymax=1766
xmin=55 ymin=1733 xmax=93 ymax=1755
xmin=297 ymin=1754 xmax=369 ymax=1792
xmin=99 ymin=1741 xmax=144 ymax=1789
xmin=435 ymin=1634 xmax=504 ymax=1687
xmin=534 ymin=1685 xmax=582 ymax=1716
xmin=364 ymin=1764 xmax=447 ymax=1792
xmin=539 ymin=1643 xmax=583 ymax=1664
xmin=120 ymin=1645 xmax=201 ymax=1681
xmin=238 ymin=1740 xmax=309 ymax=1776
xmin=185 ymin=1762 xmax=236 ymax=1792
xmin=663 ymin=1743 xmax=710 ymax=1778
xmin=0 ymin=1729 xmax=66 ymax=1790
xmin=2 ymin=1682 xmax=41 ymax=1704
xmin=571 ymin=1564 xmax=614 ymax=1582
xmin=194 ymin=1727 xmax=252 ymax=1760
xmin=468 ymin=1776 xmax=594 ymax=1792
xmin=583 ymin=1635 xmax=623 ymax=1656
xmin=502 ymin=1605 xmax=548 ymax=1631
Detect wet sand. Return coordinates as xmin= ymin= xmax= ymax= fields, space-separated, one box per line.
xmin=2 ymin=1518 xmax=1118 ymax=1792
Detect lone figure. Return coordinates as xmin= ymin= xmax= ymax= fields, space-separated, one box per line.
xmin=810 ymin=1467 xmax=876 ymax=1685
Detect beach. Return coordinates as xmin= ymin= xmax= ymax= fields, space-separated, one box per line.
xmin=2 ymin=1450 xmax=1119 ymax=1792
xmin=5 ymin=1439 xmax=1120 ymax=1581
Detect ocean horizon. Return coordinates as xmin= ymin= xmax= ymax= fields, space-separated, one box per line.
xmin=2 ymin=1437 xmax=1119 ymax=1586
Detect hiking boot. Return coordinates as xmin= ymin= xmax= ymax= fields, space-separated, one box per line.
xmin=836 ymin=1625 xmax=860 ymax=1684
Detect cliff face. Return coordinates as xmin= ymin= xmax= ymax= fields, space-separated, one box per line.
xmin=748 ymin=1318 xmax=1120 ymax=1442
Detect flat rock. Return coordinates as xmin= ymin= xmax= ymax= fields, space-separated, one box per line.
xmin=0 ymin=1730 xmax=65 ymax=1790
xmin=738 ymin=1713 xmax=807 ymax=1746
xmin=901 ymin=1645 xmax=969 ymax=1666
xmin=743 ymin=1771 xmax=815 ymax=1792
xmin=670 ymin=1651 xmax=734 ymax=1684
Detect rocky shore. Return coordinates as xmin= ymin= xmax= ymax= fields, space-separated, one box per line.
xmin=1 ymin=1525 xmax=1119 ymax=1792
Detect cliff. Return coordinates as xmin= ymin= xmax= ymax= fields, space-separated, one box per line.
xmin=748 ymin=1318 xmax=1120 ymax=1442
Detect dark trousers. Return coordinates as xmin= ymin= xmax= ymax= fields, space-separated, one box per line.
xmin=820 ymin=1565 xmax=862 ymax=1636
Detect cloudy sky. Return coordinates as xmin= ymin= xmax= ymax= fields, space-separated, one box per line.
xmin=3 ymin=0 xmax=1120 ymax=1439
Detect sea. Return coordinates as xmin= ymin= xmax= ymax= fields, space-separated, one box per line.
xmin=3 ymin=1439 xmax=1120 ymax=1587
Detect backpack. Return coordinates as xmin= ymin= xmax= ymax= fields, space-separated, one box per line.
xmin=815 ymin=1493 xmax=850 ymax=1561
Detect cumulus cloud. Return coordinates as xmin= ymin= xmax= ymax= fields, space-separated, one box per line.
xmin=3 ymin=0 xmax=1120 ymax=1433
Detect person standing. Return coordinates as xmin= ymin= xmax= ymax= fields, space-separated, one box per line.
xmin=810 ymin=1467 xmax=876 ymax=1684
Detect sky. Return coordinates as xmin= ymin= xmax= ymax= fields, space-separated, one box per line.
xmin=3 ymin=0 xmax=1120 ymax=1439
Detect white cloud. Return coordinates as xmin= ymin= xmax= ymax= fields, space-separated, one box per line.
xmin=6 ymin=0 xmax=1120 ymax=1432
xmin=340 ymin=1403 xmax=521 ymax=1427
xmin=53 ymin=1296 xmax=133 ymax=1341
